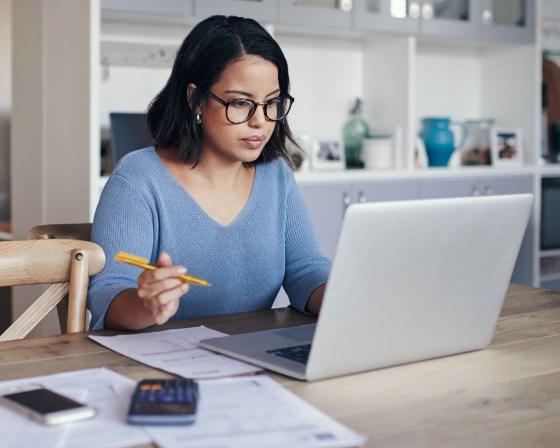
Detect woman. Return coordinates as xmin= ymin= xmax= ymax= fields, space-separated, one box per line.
xmin=88 ymin=15 xmax=331 ymax=330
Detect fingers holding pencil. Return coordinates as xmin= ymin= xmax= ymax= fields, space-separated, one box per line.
xmin=136 ymin=252 xmax=189 ymax=326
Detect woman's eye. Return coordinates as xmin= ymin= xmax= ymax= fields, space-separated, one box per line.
xmin=230 ymin=100 xmax=252 ymax=109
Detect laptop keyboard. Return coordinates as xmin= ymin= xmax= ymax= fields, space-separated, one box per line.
xmin=266 ymin=344 xmax=311 ymax=365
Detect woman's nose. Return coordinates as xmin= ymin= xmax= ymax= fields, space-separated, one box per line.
xmin=248 ymin=104 xmax=267 ymax=128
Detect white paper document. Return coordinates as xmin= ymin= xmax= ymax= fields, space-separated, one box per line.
xmin=0 ymin=368 xmax=150 ymax=448
xmin=89 ymin=325 xmax=262 ymax=379
xmin=146 ymin=376 xmax=367 ymax=448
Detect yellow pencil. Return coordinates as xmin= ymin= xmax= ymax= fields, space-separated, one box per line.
xmin=114 ymin=251 xmax=211 ymax=287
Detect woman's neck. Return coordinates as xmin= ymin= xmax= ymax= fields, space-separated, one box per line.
xmin=156 ymin=146 xmax=250 ymax=189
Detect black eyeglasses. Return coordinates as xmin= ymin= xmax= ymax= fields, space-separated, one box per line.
xmin=206 ymin=91 xmax=294 ymax=124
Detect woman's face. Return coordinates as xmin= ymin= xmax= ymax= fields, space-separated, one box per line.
xmin=198 ymin=54 xmax=280 ymax=164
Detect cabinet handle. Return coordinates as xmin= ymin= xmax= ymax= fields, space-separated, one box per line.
xmin=342 ymin=192 xmax=352 ymax=212
xmin=421 ymin=3 xmax=434 ymax=20
xmin=481 ymin=9 xmax=493 ymax=25
xmin=471 ymin=186 xmax=481 ymax=196
xmin=338 ymin=0 xmax=352 ymax=12
xmin=484 ymin=185 xmax=493 ymax=195
xmin=357 ymin=190 xmax=367 ymax=203
xmin=409 ymin=2 xmax=420 ymax=19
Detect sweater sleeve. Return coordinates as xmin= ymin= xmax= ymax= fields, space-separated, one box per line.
xmin=87 ymin=174 xmax=156 ymax=330
xmin=282 ymin=168 xmax=331 ymax=314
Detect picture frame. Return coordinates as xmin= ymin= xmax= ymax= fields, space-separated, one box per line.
xmin=309 ymin=137 xmax=345 ymax=171
xmin=491 ymin=127 xmax=524 ymax=167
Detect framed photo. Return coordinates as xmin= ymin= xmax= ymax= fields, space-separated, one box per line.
xmin=310 ymin=137 xmax=345 ymax=171
xmin=491 ymin=128 xmax=523 ymax=167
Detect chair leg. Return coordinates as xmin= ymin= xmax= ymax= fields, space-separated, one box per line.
xmin=67 ymin=249 xmax=90 ymax=333
xmin=0 ymin=283 xmax=69 ymax=341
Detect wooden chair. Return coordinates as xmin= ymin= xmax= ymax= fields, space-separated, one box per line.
xmin=0 ymin=239 xmax=105 ymax=341
xmin=27 ymin=223 xmax=93 ymax=332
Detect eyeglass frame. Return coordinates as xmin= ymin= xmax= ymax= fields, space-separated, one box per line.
xmin=205 ymin=90 xmax=295 ymax=124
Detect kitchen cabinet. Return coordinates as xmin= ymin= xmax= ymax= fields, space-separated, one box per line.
xmin=419 ymin=175 xmax=533 ymax=198
xmin=419 ymin=175 xmax=534 ymax=286
xmin=478 ymin=0 xmax=535 ymax=44
xmin=417 ymin=0 xmax=535 ymax=43
xmin=300 ymin=179 xmax=420 ymax=259
xmin=540 ymin=276 xmax=560 ymax=293
xmin=100 ymin=0 xmax=535 ymax=45
xmin=354 ymin=0 xmax=420 ymax=34
xmin=299 ymin=182 xmax=349 ymax=259
xmin=355 ymin=0 xmax=534 ymax=43
xmin=419 ymin=0 xmax=479 ymax=40
xmin=298 ymin=175 xmax=534 ymax=285
xmin=276 ymin=0 xmax=354 ymax=29
xmin=100 ymin=0 xmax=192 ymax=17
xmin=193 ymin=0 xmax=277 ymax=23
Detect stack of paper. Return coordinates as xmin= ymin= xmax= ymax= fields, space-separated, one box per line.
xmin=0 ymin=368 xmax=150 ymax=448
xmin=0 ymin=367 xmax=366 ymax=448
xmin=134 ymin=376 xmax=366 ymax=448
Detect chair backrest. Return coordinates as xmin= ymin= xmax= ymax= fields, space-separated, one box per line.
xmin=0 ymin=239 xmax=105 ymax=341
xmin=27 ymin=223 xmax=93 ymax=332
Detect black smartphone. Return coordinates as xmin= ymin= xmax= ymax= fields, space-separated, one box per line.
xmin=0 ymin=387 xmax=96 ymax=425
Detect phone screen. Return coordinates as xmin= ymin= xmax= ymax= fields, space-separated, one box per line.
xmin=3 ymin=389 xmax=84 ymax=415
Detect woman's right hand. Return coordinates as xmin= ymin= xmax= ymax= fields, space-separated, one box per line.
xmin=136 ymin=251 xmax=189 ymax=325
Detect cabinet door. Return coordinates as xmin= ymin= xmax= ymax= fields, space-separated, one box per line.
xmin=193 ymin=0 xmax=276 ymax=22
xmin=478 ymin=175 xmax=534 ymax=285
xmin=101 ymin=0 xmax=193 ymax=16
xmin=354 ymin=0 xmax=420 ymax=33
xmin=420 ymin=177 xmax=480 ymax=198
xmin=299 ymin=183 xmax=350 ymax=259
xmin=540 ymin=277 xmax=560 ymax=293
xmin=420 ymin=175 xmax=534 ymax=286
xmin=276 ymin=0 xmax=353 ymax=29
xmin=353 ymin=179 xmax=421 ymax=203
xmin=419 ymin=0 xmax=479 ymax=40
xmin=477 ymin=175 xmax=532 ymax=196
xmin=478 ymin=0 xmax=535 ymax=44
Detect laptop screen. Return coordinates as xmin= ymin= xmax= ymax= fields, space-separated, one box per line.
xmin=109 ymin=112 xmax=153 ymax=166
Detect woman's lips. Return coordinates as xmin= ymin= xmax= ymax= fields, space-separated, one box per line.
xmin=241 ymin=136 xmax=266 ymax=149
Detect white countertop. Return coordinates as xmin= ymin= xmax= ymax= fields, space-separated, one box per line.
xmin=98 ymin=163 xmax=560 ymax=191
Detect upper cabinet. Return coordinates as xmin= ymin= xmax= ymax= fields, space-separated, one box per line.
xmin=193 ymin=0 xmax=277 ymax=23
xmin=100 ymin=0 xmax=193 ymax=17
xmin=419 ymin=0 xmax=479 ymax=40
xmin=354 ymin=0 xmax=421 ymax=34
xmin=478 ymin=0 xmax=535 ymax=44
xmin=100 ymin=0 xmax=536 ymax=44
xmin=276 ymin=0 xmax=353 ymax=29
xmin=353 ymin=0 xmax=534 ymax=43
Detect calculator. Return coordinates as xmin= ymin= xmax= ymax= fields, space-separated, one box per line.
xmin=127 ymin=379 xmax=198 ymax=426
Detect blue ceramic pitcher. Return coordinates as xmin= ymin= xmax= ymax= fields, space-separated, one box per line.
xmin=419 ymin=118 xmax=465 ymax=167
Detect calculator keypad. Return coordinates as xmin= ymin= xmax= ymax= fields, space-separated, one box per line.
xmin=131 ymin=379 xmax=197 ymax=415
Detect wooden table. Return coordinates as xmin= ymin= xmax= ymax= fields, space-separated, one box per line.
xmin=1 ymin=284 xmax=560 ymax=447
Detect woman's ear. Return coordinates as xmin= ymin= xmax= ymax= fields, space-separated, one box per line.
xmin=186 ymin=83 xmax=198 ymax=110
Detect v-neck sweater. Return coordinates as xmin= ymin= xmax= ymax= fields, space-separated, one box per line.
xmin=88 ymin=147 xmax=331 ymax=330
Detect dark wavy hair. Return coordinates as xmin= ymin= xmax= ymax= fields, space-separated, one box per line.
xmin=147 ymin=15 xmax=296 ymax=167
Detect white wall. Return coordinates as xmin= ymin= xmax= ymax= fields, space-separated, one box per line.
xmin=0 ymin=0 xmax=11 ymax=222
xmin=11 ymin=0 xmax=99 ymax=336
xmin=99 ymin=33 xmax=364 ymax=144
xmin=415 ymin=41 xmax=482 ymax=122
xmin=100 ymin=66 xmax=171 ymax=128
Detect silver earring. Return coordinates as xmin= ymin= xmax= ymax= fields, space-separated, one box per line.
xmin=195 ymin=113 xmax=202 ymax=124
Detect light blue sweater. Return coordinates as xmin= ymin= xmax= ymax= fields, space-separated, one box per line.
xmin=88 ymin=148 xmax=331 ymax=330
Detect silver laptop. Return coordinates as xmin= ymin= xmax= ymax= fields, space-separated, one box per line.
xmin=199 ymin=194 xmax=533 ymax=381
